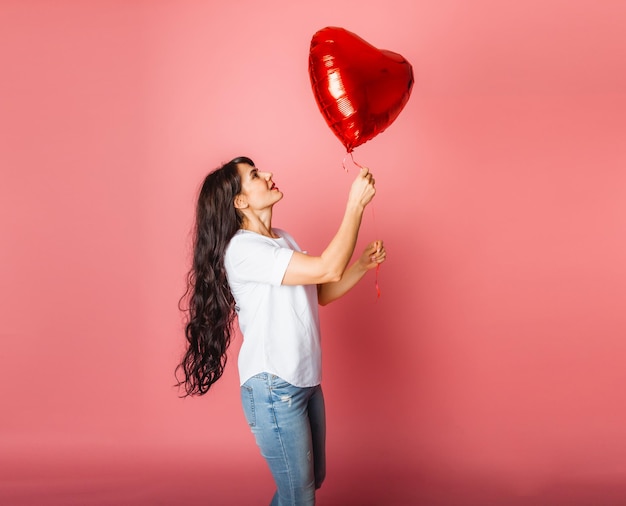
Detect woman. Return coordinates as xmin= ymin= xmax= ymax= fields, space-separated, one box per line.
xmin=177 ymin=156 xmax=386 ymax=505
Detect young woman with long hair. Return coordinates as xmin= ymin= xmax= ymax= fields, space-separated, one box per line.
xmin=177 ymin=156 xmax=386 ymax=505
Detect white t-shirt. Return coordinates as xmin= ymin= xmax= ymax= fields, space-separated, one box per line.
xmin=224 ymin=228 xmax=321 ymax=387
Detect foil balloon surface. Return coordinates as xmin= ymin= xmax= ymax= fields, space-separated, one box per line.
xmin=309 ymin=27 xmax=414 ymax=152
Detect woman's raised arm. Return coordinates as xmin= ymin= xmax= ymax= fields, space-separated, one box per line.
xmin=281 ymin=167 xmax=376 ymax=286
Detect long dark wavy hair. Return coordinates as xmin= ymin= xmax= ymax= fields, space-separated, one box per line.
xmin=176 ymin=156 xmax=254 ymax=396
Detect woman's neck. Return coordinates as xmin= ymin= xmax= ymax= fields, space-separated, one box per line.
xmin=241 ymin=212 xmax=277 ymax=238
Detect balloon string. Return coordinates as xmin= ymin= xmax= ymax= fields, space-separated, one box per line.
xmin=341 ymin=154 xmax=349 ymax=173
xmin=341 ymin=151 xmax=381 ymax=300
xmin=342 ymin=151 xmax=364 ymax=172
xmin=370 ymin=201 xmax=381 ymax=300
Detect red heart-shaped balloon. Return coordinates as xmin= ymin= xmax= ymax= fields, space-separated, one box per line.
xmin=309 ymin=27 xmax=414 ymax=152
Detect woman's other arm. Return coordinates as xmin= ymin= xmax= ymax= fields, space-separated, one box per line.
xmin=317 ymin=240 xmax=386 ymax=305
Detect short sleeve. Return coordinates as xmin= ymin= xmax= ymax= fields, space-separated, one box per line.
xmin=225 ymin=232 xmax=294 ymax=286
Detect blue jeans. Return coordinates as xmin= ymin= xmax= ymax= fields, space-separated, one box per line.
xmin=241 ymin=373 xmax=326 ymax=506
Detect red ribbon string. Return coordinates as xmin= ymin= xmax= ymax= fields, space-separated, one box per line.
xmin=372 ymin=211 xmax=381 ymax=300
xmin=368 ymin=182 xmax=381 ymax=300
xmin=341 ymin=151 xmax=382 ymax=300
xmin=342 ymin=151 xmax=364 ymax=172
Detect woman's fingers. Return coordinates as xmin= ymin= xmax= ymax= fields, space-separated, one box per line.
xmin=349 ymin=168 xmax=377 ymax=207
xmin=367 ymin=240 xmax=386 ymax=264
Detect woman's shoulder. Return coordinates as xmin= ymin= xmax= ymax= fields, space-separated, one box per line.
xmin=272 ymin=228 xmax=290 ymax=239
xmin=272 ymin=229 xmax=302 ymax=252
xmin=228 ymin=229 xmax=289 ymax=247
xmin=225 ymin=229 xmax=296 ymax=274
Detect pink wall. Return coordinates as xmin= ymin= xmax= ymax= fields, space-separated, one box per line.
xmin=2 ymin=1 xmax=625 ymax=504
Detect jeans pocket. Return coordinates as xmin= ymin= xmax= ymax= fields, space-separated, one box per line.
xmin=240 ymin=385 xmax=256 ymax=427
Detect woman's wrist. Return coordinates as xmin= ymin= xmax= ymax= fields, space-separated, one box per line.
xmin=345 ymin=199 xmax=366 ymax=214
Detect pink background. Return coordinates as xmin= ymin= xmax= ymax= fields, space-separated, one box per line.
xmin=2 ymin=1 xmax=625 ymax=504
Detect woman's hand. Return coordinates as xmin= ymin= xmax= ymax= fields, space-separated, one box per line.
xmin=357 ymin=240 xmax=386 ymax=271
xmin=317 ymin=239 xmax=386 ymax=305
xmin=347 ymin=167 xmax=376 ymax=209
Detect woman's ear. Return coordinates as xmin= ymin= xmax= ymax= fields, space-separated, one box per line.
xmin=234 ymin=194 xmax=248 ymax=209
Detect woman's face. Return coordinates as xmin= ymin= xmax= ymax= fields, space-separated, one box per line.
xmin=235 ymin=163 xmax=283 ymax=211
